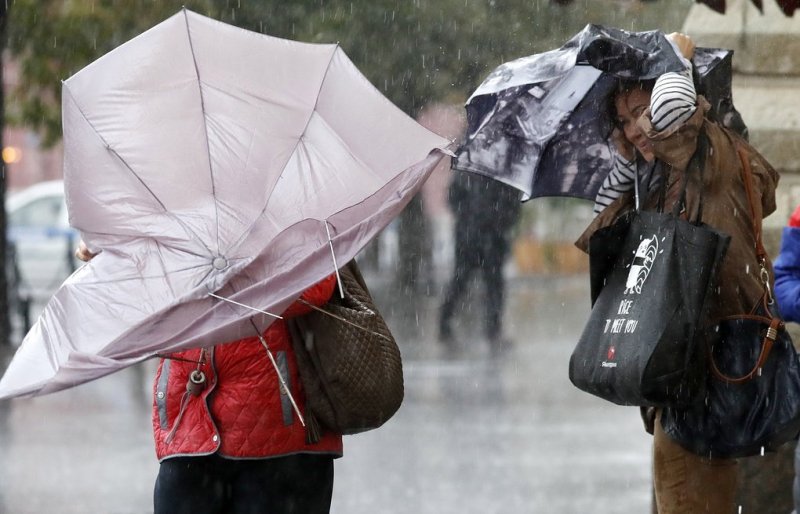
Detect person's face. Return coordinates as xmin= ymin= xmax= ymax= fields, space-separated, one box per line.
xmin=614 ymin=88 xmax=655 ymax=162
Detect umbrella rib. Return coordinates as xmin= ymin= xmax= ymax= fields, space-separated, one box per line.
xmin=183 ymin=8 xmax=221 ymax=255
xmin=207 ymin=292 xmax=283 ymax=320
xmin=324 ymin=220 xmax=345 ymax=299
xmin=248 ymin=318 xmax=305 ymax=427
xmin=62 ymin=84 xmax=215 ymax=257
xmin=297 ymin=298 xmax=391 ymax=341
xmin=220 ymin=44 xmax=341 ymax=257
xmin=297 ymin=44 xmax=339 ymax=150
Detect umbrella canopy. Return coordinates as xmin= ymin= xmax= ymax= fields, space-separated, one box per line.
xmin=452 ymin=24 xmax=745 ymax=201
xmin=0 ymin=9 xmax=449 ymax=399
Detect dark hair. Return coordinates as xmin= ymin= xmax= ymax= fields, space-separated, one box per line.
xmin=608 ymin=78 xmax=656 ymax=129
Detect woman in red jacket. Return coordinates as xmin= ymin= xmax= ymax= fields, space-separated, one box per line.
xmin=76 ymin=242 xmax=342 ymax=514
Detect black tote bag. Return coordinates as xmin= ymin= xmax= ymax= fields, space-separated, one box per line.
xmin=569 ymin=133 xmax=731 ymax=407
xmin=570 ymin=209 xmax=730 ymax=406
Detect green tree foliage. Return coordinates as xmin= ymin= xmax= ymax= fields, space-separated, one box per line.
xmin=6 ymin=0 xmax=214 ymax=146
xmin=7 ymin=0 xmax=692 ymax=146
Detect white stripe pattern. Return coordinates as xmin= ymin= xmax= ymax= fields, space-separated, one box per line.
xmin=650 ymin=69 xmax=697 ymax=131
xmin=593 ymin=153 xmax=637 ymax=216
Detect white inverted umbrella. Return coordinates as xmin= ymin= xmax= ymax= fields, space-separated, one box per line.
xmin=0 ymin=8 xmax=450 ymax=399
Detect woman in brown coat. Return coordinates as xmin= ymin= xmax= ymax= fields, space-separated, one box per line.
xmin=578 ymin=34 xmax=779 ymax=513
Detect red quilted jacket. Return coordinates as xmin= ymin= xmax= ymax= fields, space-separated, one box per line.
xmin=151 ymin=275 xmax=343 ymax=461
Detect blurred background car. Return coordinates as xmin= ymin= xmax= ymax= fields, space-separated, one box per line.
xmin=5 ymin=180 xmax=79 ymax=343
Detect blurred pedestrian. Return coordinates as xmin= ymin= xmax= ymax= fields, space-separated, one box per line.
xmin=578 ymin=33 xmax=780 ymax=513
xmin=772 ymin=203 xmax=800 ymax=514
xmin=438 ymin=171 xmax=521 ymax=349
xmin=76 ymin=241 xmax=342 ymax=514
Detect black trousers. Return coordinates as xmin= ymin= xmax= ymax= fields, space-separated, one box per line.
xmin=440 ymin=229 xmax=511 ymax=339
xmin=154 ymin=453 xmax=335 ymax=514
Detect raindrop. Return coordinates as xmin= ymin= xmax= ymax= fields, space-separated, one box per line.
xmin=745 ymin=264 xmax=750 ymax=274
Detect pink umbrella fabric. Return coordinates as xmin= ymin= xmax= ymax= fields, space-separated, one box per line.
xmin=0 ymin=9 xmax=449 ymax=399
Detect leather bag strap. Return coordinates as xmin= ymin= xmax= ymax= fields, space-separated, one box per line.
xmin=709 ymin=143 xmax=783 ymax=385
xmin=710 ymin=314 xmax=784 ymax=384
xmin=737 ymin=144 xmax=775 ymax=305
xmin=738 ymin=145 xmax=769 ymax=267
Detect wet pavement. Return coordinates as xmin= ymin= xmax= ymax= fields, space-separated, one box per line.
xmin=0 ymin=272 xmax=653 ymax=513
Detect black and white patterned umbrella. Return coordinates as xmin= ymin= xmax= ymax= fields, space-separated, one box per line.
xmin=453 ymin=24 xmax=744 ymax=201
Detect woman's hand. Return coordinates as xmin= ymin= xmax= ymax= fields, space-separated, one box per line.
xmin=666 ymin=32 xmax=695 ymax=60
xmin=75 ymin=240 xmax=98 ymax=262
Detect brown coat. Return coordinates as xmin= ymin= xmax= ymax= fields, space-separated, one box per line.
xmin=577 ymin=96 xmax=780 ymax=321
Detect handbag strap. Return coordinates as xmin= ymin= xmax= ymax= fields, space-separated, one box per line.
xmin=710 ymin=313 xmax=784 ymax=384
xmin=737 ymin=144 xmax=774 ymax=305
xmin=708 ymin=143 xmax=783 ymax=385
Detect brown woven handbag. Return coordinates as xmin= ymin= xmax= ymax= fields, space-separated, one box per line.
xmin=288 ymin=260 xmax=403 ymax=442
